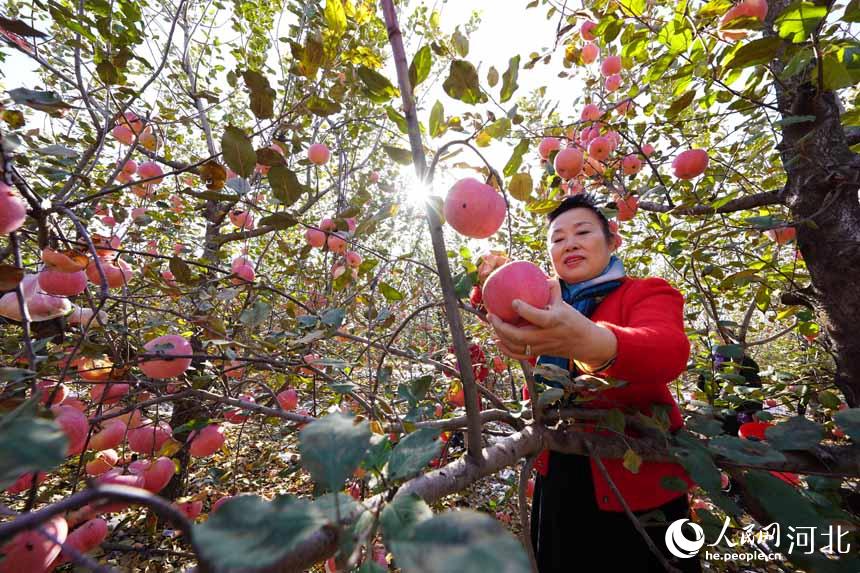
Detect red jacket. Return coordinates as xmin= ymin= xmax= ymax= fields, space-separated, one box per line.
xmin=535 ymin=276 xmax=696 ymax=512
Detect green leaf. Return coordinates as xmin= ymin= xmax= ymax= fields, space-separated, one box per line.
xmin=357 ymin=66 xmax=399 ymax=103
xmin=242 ymin=70 xmax=275 ymax=120
xmin=443 ymin=60 xmax=485 ymax=105
xmin=387 ymin=428 xmax=441 ymax=481
xmin=7 ymin=88 xmax=71 ymax=115
xmin=429 ymin=100 xmax=445 ymax=138
xmin=382 ymin=145 xmax=412 ymax=166
xmin=743 ymin=471 xmax=856 ymax=569
xmin=487 ymin=66 xmax=499 ymax=87
xmin=657 ymin=19 xmax=693 ymax=55
xmin=299 ymin=412 xmax=371 ymax=492
xmin=385 ymin=106 xmax=409 ymax=134
xmin=713 ymin=344 xmax=744 ymax=359
xmin=380 ymin=493 xmax=433 ymax=541
xmin=766 ymin=416 xmax=824 ymax=451
xmin=312 ymin=492 xmax=360 ymax=523
xmin=707 ymin=435 xmax=787 ymax=465
xmin=537 ymin=387 xmax=564 ymax=408
xmin=362 ymin=434 xmax=392 ymax=472
xmin=389 ymin=510 xmax=530 ymax=573
xmin=723 ymin=37 xmax=783 ymax=70
xmin=239 ymin=301 xmax=271 ymax=327
xmin=36 ymin=144 xmax=77 ymax=158
xmin=358 ymin=561 xmax=387 ymax=573
xmin=525 ymin=199 xmax=562 ymax=215
xmin=409 ymin=45 xmax=433 ymax=88
xmin=320 ymin=308 xmax=346 ymax=328
xmin=192 ymin=495 xmax=328 ymax=570
xmin=817 ymin=390 xmax=842 ymax=409
xmin=776 ymin=1 xmax=827 ymax=43
xmin=774 ymin=115 xmax=816 ymax=128
xmin=295 ymin=33 xmax=324 ymax=79
xmin=379 ymin=282 xmax=405 ymax=302
xmin=323 ymin=0 xmax=347 ymax=39
xmin=221 ymin=126 xmax=257 ymax=179
xmin=307 ymin=96 xmax=341 ymax=116
xmin=503 ymin=139 xmax=530 ymax=177
xmin=669 ymin=431 xmax=721 ymax=492
xmin=257 ymin=147 xmax=285 ymax=167
xmin=499 ymin=55 xmax=520 ymax=103
xmin=605 ymin=409 xmax=626 ymax=435
xmin=451 ymin=29 xmax=469 ymax=57
xmin=697 ymin=0 xmax=733 ymax=18
xmin=96 ymin=61 xmax=120 ymax=85
xmin=780 ymin=46 xmax=815 ymax=80
xmin=453 ymin=272 xmax=474 ymax=299
xmin=169 ymin=256 xmax=193 ymax=284
xmin=618 ymin=0 xmax=646 ymax=17
xmin=821 ymin=53 xmax=855 ymax=91
xmin=482 ymin=117 xmax=510 ymax=139
xmin=0 ymin=368 xmax=35 ymax=383
xmin=666 ymin=91 xmax=695 ymax=117
xmin=258 ymin=212 xmax=298 ymax=229
xmin=844 ymin=0 xmax=860 ymax=22
xmin=268 ymin=165 xmax=305 ymax=206
xmin=408 ymin=375 xmax=433 ymax=402
xmin=834 ymin=408 xmax=860 ymax=440
xmin=0 ymin=398 xmax=67 ymax=489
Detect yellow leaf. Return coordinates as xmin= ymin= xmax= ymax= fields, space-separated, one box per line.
xmin=198 ymin=160 xmax=227 ymax=190
xmin=623 ymin=448 xmax=642 ymax=474
xmin=508 ymin=172 xmax=533 ymax=201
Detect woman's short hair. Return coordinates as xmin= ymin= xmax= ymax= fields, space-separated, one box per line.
xmin=546 ymin=193 xmax=613 ymax=243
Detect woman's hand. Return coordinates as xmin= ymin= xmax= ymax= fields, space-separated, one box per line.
xmin=486 ymin=278 xmax=617 ymax=368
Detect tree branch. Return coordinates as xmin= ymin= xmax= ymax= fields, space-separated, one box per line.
xmin=380 ymin=0 xmax=483 ymax=461
xmin=639 ymin=189 xmax=783 ymax=215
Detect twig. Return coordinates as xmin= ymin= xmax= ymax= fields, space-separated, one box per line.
xmin=381 ymin=0 xmax=483 ymax=461
xmin=585 ymin=442 xmax=681 ymax=573
xmin=518 ymin=454 xmax=539 ymax=573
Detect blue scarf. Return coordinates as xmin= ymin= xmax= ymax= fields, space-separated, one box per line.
xmin=534 ymin=255 xmax=626 ymax=388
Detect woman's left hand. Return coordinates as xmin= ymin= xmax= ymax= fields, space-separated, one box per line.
xmin=486 ymin=278 xmax=616 ymax=366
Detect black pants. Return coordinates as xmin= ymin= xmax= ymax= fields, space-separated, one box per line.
xmin=530 ymin=451 xmax=703 ymax=573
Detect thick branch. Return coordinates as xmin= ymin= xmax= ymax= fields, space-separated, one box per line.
xmin=640 ymin=189 xmax=783 ymax=215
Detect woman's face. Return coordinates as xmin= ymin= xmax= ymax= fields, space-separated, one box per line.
xmin=547 ymin=207 xmax=615 ymax=283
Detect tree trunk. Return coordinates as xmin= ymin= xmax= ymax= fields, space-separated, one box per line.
xmin=769 ymin=1 xmax=860 ymax=407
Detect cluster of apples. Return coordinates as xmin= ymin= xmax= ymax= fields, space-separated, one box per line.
xmin=0 ymin=241 xmax=136 ymax=324
xmin=110 ymin=112 xmax=166 ymax=201
xmin=0 ymin=514 xmax=108 ymax=572
xmin=440 ymin=183 xmax=549 ymax=400
xmin=111 ymin=112 xmax=158 ymax=150
xmin=576 ymin=20 xmax=626 ymax=95
xmin=5 ymin=332 xmax=309 ymax=558
xmin=117 ymin=159 xmax=165 ymax=193
xmin=553 ymin=17 xmax=712 ymax=222
xmin=304 ymin=216 xmax=363 ymax=280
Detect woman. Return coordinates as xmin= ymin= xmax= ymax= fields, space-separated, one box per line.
xmin=486 ymin=194 xmax=702 ymax=573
